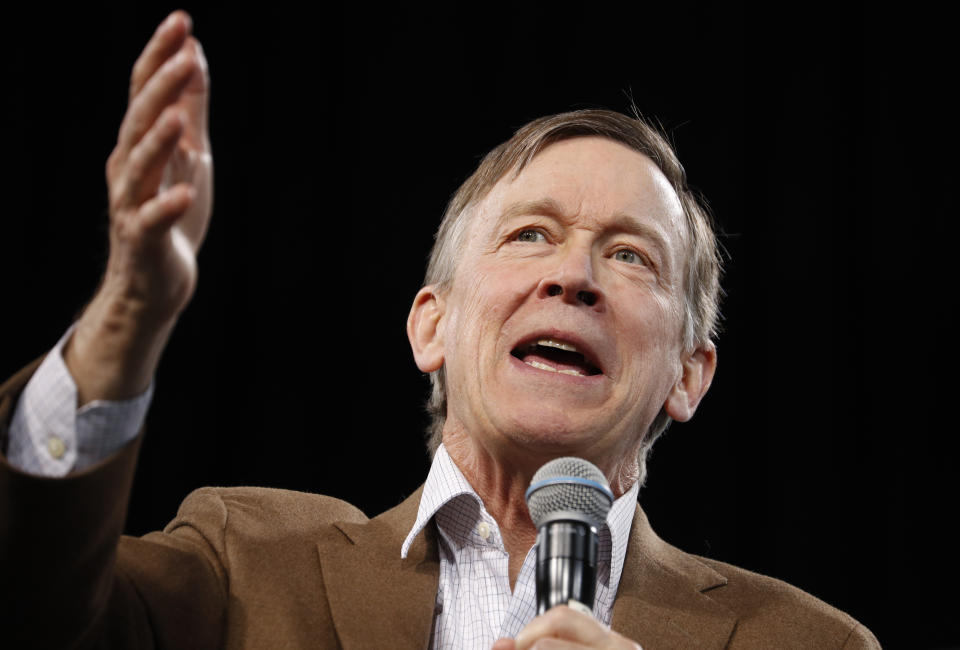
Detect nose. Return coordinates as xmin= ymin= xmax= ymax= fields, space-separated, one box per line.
xmin=536 ymin=246 xmax=603 ymax=309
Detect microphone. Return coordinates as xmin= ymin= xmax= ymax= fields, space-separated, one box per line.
xmin=525 ymin=457 xmax=614 ymax=617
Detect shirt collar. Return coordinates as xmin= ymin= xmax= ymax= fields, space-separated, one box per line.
xmin=401 ymin=443 xmax=478 ymax=558
xmin=606 ymin=470 xmax=640 ymax=597
xmin=401 ymin=443 xmax=640 ymax=585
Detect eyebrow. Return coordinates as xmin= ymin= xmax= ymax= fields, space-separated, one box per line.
xmin=496 ymin=198 xmax=674 ymax=275
xmin=497 ymin=198 xmax=568 ymax=224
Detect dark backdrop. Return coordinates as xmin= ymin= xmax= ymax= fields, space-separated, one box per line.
xmin=2 ymin=4 xmax=955 ymax=648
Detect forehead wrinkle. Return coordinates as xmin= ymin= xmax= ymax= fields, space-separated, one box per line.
xmin=493 ymin=197 xmax=619 ymax=235
xmin=494 ymin=198 xmax=569 ymax=229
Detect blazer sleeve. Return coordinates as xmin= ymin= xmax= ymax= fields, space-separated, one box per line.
xmin=0 ymin=362 xmax=227 ymax=649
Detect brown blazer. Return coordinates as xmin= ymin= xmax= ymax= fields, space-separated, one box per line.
xmin=0 ymin=362 xmax=880 ymax=649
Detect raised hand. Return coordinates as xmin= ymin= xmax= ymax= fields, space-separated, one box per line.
xmin=65 ymin=11 xmax=212 ymax=405
xmin=104 ymin=9 xmax=211 ymax=322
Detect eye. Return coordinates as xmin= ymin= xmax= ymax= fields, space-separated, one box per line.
xmin=613 ymin=248 xmax=646 ymax=266
xmin=515 ymin=229 xmax=547 ymax=243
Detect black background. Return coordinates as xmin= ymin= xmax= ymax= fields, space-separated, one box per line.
xmin=2 ymin=3 xmax=956 ymax=648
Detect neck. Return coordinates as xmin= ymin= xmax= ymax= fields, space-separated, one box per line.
xmin=443 ymin=433 xmax=539 ymax=588
xmin=441 ymin=429 xmax=640 ymax=590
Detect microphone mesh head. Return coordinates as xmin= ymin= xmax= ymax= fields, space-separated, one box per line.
xmin=526 ymin=457 xmax=614 ymax=529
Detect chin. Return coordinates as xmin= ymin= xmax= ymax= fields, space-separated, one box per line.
xmin=496 ymin=409 xmax=605 ymax=454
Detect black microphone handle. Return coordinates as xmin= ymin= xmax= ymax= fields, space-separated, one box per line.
xmin=535 ymin=520 xmax=599 ymax=615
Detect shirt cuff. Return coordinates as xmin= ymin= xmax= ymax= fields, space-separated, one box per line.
xmin=6 ymin=326 xmax=153 ymax=477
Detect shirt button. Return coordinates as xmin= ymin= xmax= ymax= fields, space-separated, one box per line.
xmin=477 ymin=522 xmax=491 ymax=541
xmin=47 ymin=436 xmax=66 ymax=459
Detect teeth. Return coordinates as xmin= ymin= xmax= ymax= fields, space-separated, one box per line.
xmin=537 ymin=338 xmax=578 ymax=352
xmin=526 ymin=360 xmax=557 ymax=372
xmin=524 ymin=360 xmax=585 ymax=377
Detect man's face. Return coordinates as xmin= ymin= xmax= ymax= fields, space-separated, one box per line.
xmin=415 ymin=137 xmax=703 ymax=476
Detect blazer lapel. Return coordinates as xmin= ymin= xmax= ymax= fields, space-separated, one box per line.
xmin=611 ymin=506 xmax=738 ymax=649
xmin=317 ymin=486 xmax=439 ymax=649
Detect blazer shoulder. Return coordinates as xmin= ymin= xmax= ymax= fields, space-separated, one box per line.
xmin=168 ymin=486 xmax=369 ymax=545
xmin=695 ymin=556 xmax=880 ymax=649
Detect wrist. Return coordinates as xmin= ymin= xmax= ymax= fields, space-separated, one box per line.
xmin=65 ymin=288 xmax=177 ymax=406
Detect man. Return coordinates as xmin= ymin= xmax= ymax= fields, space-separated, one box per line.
xmin=0 ymin=11 xmax=879 ymax=649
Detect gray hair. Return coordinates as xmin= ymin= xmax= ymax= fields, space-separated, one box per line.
xmin=421 ymin=109 xmax=722 ymax=486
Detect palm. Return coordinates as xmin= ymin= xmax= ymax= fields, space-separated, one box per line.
xmin=164 ymin=56 xmax=211 ymax=252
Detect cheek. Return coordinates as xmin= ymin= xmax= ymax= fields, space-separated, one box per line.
xmin=618 ymin=293 xmax=685 ymax=385
xmin=442 ymin=268 xmax=499 ymax=360
xmin=443 ymin=263 xmax=536 ymax=373
xmin=641 ymin=283 xmax=686 ymax=349
xmin=455 ymin=263 xmax=528 ymax=322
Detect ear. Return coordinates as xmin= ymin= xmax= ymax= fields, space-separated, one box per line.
xmin=407 ymin=285 xmax=446 ymax=373
xmin=664 ymin=343 xmax=717 ymax=422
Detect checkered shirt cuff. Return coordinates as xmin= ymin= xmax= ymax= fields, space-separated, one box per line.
xmin=5 ymin=327 xmax=152 ymax=477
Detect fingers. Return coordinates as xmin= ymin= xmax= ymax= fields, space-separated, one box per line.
xmin=118 ymin=107 xmax=184 ymax=206
xmin=137 ymin=183 xmax=196 ymax=236
xmin=117 ymin=38 xmax=200 ymax=160
xmin=110 ymin=181 xmax=195 ymax=255
xmin=511 ymin=640 xmax=588 ymax=650
xmin=511 ymin=606 xmax=641 ymax=650
xmin=130 ymin=11 xmax=191 ymax=101
xmin=108 ymin=10 xmax=210 ymax=232
xmin=514 ymin=607 xmax=597 ymax=649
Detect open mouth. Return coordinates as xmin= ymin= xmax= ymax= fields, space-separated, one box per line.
xmin=510 ymin=338 xmax=603 ymax=377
